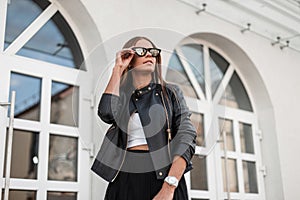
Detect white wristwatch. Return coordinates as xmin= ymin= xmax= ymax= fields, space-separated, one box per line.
xmin=164 ymin=176 xmax=179 ymax=188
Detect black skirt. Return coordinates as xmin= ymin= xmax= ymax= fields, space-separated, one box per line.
xmin=104 ymin=149 xmax=188 ymax=200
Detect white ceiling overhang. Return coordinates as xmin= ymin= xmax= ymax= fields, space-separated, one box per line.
xmin=178 ymin=0 xmax=300 ymax=52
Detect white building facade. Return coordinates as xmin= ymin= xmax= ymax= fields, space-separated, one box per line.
xmin=0 ymin=0 xmax=299 ymax=200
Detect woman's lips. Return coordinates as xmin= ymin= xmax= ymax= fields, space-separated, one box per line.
xmin=143 ymin=60 xmax=154 ymax=64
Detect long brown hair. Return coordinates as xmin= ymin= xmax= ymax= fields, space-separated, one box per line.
xmin=120 ymin=36 xmax=164 ymax=87
xmin=121 ymin=37 xmax=172 ymax=125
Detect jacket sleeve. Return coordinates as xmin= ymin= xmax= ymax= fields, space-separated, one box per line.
xmin=168 ymin=84 xmax=197 ymax=166
xmin=98 ymin=93 xmax=121 ymax=124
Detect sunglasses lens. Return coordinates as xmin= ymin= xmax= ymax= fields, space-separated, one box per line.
xmin=132 ymin=47 xmax=161 ymax=57
xmin=149 ymin=49 xmax=160 ymax=57
xmin=134 ymin=48 xmax=147 ymax=56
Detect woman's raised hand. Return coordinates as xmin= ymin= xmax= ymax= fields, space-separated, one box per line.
xmin=114 ymin=48 xmax=135 ymax=76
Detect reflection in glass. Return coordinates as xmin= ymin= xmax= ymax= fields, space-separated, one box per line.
xmin=9 ymin=72 xmax=41 ymax=121
xmin=180 ymin=44 xmax=205 ymax=95
xmin=240 ymin=123 xmax=254 ymax=154
xmin=5 ymin=0 xmax=44 ymax=49
xmin=3 ymin=189 xmax=36 ymax=200
xmin=222 ymin=158 xmax=239 ymax=192
xmin=51 ymin=81 xmax=79 ymax=127
xmin=209 ymin=49 xmax=229 ymax=97
xmin=48 ymin=134 xmax=78 ymax=181
xmin=4 ymin=129 xmax=39 ymax=179
xmin=5 ymin=0 xmax=84 ymax=69
xmin=17 ymin=12 xmax=74 ymax=68
xmin=219 ymin=118 xmax=235 ymax=151
xmin=219 ymin=72 xmax=253 ymax=111
xmin=243 ymin=161 xmax=258 ymax=193
xmin=190 ymin=113 xmax=204 ymax=146
xmin=191 ymin=155 xmax=208 ymax=190
xmin=47 ymin=191 xmax=77 ymax=200
xmin=166 ymin=53 xmax=198 ymax=98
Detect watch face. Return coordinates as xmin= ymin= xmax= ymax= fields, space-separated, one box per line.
xmin=169 ymin=177 xmax=177 ymax=184
xmin=165 ymin=176 xmax=178 ymax=187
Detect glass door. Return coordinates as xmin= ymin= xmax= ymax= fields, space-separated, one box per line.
xmin=0 ymin=0 xmax=91 ymax=199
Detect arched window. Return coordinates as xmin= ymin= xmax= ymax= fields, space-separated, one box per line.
xmin=167 ymin=38 xmax=264 ymax=200
xmin=0 ymin=1 xmax=89 ymax=199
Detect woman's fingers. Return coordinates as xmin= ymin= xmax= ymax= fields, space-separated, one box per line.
xmin=115 ymin=48 xmax=135 ymax=71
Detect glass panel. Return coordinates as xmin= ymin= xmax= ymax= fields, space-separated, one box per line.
xmin=243 ymin=161 xmax=258 ymax=193
xmin=219 ymin=118 xmax=235 ymax=151
xmin=190 ymin=155 xmax=208 ymax=190
xmin=10 ymin=1 xmax=84 ymax=69
xmin=4 ymin=129 xmax=39 ymax=179
xmin=190 ymin=113 xmax=205 ymax=146
xmin=47 ymin=191 xmax=77 ymax=200
xmin=51 ymin=81 xmax=79 ymax=127
xmin=9 ymin=72 xmax=41 ymax=121
xmin=48 ymin=134 xmax=78 ymax=181
xmin=240 ymin=122 xmax=254 ymax=154
xmin=180 ymin=44 xmax=205 ymax=95
xmin=222 ymin=158 xmax=239 ymax=192
xmin=2 ymin=190 xmax=36 ymax=200
xmin=209 ymin=48 xmax=229 ymax=97
xmin=5 ymin=0 xmax=45 ymax=49
xmin=219 ymin=72 xmax=253 ymax=111
xmin=166 ymin=53 xmax=198 ymax=98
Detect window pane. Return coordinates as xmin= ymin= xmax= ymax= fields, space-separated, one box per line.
xmin=240 ymin=122 xmax=254 ymax=154
xmin=51 ymin=81 xmax=79 ymax=127
xmin=5 ymin=0 xmax=44 ymax=49
xmin=190 ymin=155 xmax=208 ymax=190
xmin=1 ymin=190 xmax=36 ymax=200
xmin=47 ymin=191 xmax=77 ymax=200
xmin=16 ymin=8 xmax=83 ymax=68
xmin=166 ymin=53 xmax=198 ymax=98
xmin=48 ymin=134 xmax=78 ymax=181
xmin=209 ymin=48 xmax=229 ymax=97
xmin=181 ymin=44 xmax=205 ymax=95
xmin=219 ymin=118 xmax=235 ymax=151
xmin=190 ymin=113 xmax=205 ymax=146
xmin=222 ymin=158 xmax=239 ymax=192
xmin=219 ymin=72 xmax=253 ymax=111
xmin=4 ymin=129 xmax=39 ymax=179
xmin=243 ymin=161 xmax=258 ymax=193
xmin=6 ymin=0 xmax=84 ymax=69
xmin=9 ymin=72 xmax=41 ymax=121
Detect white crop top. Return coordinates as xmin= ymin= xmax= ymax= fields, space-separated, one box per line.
xmin=127 ymin=112 xmax=147 ymax=148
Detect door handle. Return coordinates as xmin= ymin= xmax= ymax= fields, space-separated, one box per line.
xmin=1 ymin=91 xmax=16 ymax=200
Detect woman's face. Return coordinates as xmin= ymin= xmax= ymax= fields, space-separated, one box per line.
xmin=130 ymin=39 xmax=157 ymax=73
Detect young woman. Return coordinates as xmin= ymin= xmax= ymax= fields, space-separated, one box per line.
xmin=92 ymin=36 xmax=196 ymax=200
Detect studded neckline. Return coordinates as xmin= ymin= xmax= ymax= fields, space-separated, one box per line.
xmin=132 ymin=82 xmax=157 ymax=97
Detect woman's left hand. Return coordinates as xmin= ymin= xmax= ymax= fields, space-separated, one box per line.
xmin=152 ymin=183 xmax=175 ymax=200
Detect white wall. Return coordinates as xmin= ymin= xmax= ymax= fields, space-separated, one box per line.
xmin=75 ymin=0 xmax=300 ymax=199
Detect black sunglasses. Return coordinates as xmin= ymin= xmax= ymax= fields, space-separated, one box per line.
xmin=132 ymin=47 xmax=161 ymax=57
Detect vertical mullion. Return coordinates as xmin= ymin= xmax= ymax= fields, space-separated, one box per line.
xmin=38 ymin=77 xmax=52 ymax=199
xmin=234 ymin=119 xmax=245 ymax=196
xmin=0 ymin=0 xmax=8 ymax=52
xmin=0 ymin=65 xmax=10 ymax=170
xmin=0 ymin=66 xmax=10 ymax=197
xmin=214 ymin=115 xmax=223 ymax=200
xmin=207 ymin=144 xmax=217 ymax=200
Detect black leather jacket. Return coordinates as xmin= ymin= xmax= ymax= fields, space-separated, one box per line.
xmin=92 ymin=83 xmax=196 ymax=182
